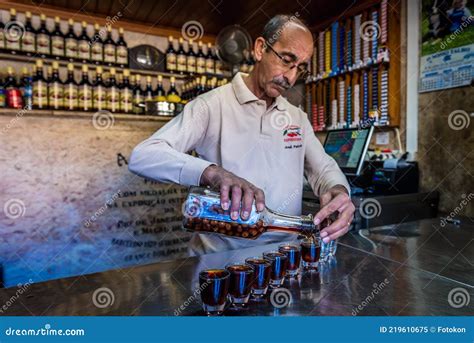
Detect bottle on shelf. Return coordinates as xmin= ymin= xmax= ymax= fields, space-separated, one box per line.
xmin=48 ymin=61 xmax=64 ymax=110
xmin=78 ymin=21 xmax=91 ymax=63
xmin=0 ymin=13 xmax=5 ymax=51
xmin=91 ymin=23 xmax=104 ymax=65
xmin=165 ymin=36 xmax=176 ymax=73
xmin=64 ymin=63 xmax=78 ymax=111
xmin=119 ymin=69 xmax=132 ymax=113
xmin=186 ymin=39 xmax=196 ymax=75
xmin=21 ymin=11 xmax=36 ymax=56
xmin=93 ymin=66 xmax=107 ymax=111
xmin=196 ymin=41 xmax=206 ymax=74
xmin=206 ymin=42 xmax=215 ymax=75
xmin=167 ymin=76 xmax=181 ymax=103
xmin=51 ymin=16 xmax=65 ymax=59
xmin=20 ymin=66 xmax=33 ymax=110
xmin=65 ymin=19 xmax=78 ymax=61
xmin=116 ymin=27 xmax=128 ymax=68
xmin=5 ymin=66 xmax=23 ymax=109
xmin=106 ymin=68 xmax=119 ymax=113
xmin=103 ymin=25 xmax=116 ymax=66
xmin=155 ymin=75 xmax=166 ymax=102
xmin=176 ymin=37 xmax=187 ymax=75
xmin=144 ymin=75 xmax=154 ymax=102
xmin=33 ymin=60 xmax=48 ymax=110
xmin=132 ymin=74 xmax=144 ymax=114
xmin=6 ymin=9 xmax=21 ymax=54
xmin=37 ymin=14 xmax=51 ymax=58
xmin=78 ymin=64 xmax=92 ymax=112
xmin=0 ymin=71 xmax=6 ymax=108
xmin=214 ymin=49 xmax=223 ymax=77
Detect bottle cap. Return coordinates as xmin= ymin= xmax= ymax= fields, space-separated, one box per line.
xmin=179 ymin=37 xmax=183 ymax=43
xmin=82 ymin=21 xmax=87 ymax=27
xmin=110 ymin=68 xmax=116 ymax=75
xmin=123 ymin=69 xmax=130 ymax=76
xmin=67 ymin=63 xmax=74 ymax=71
xmin=169 ymin=35 xmax=173 ymax=41
xmin=107 ymin=25 xmax=112 ymax=32
xmin=40 ymin=13 xmax=46 ymax=21
xmin=119 ymin=27 xmax=124 ymax=34
xmin=82 ymin=65 xmax=88 ymax=72
xmin=146 ymin=75 xmax=151 ymax=82
xmin=96 ymin=66 xmax=103 ymax=73
xmin=157 ymin=75 xmax=163 ymax=82
xmin=55 ymin=16 xmax=60 ymax=23
xmin=36 ymin=60 xmax=43 ymax=67
xmin=10 ymin=8 xmax=16 ymax=15
xmin=94 ymin=23 xmax=99 ymax=30
xmin=135 ymin=74 xmax=141 ymax=81
xmin=26 ymin=11 xmax=32 ymax=18
xmin=7 ymin=66 xmax=13 ymax=74
xmin=170 ymin=76 xmax=175 ymax=83
xmin=52 ymin=61 xmax=59 ymax=69
xmin=22 ymin=66 xmax=28 ymax=74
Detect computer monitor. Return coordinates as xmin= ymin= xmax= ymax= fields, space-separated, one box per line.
xmin=323 ymin=126 xmax=374 ymax=176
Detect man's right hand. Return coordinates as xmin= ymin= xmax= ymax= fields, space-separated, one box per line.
xmin=200 ymin=165 xmax=265 ymax=221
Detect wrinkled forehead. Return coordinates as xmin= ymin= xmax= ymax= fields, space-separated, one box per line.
xmin=274 ymin=22 xmax=314 ymax=61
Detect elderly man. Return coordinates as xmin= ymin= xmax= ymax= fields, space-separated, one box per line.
xmin=129 ymin=15 xmax=355 ymax=255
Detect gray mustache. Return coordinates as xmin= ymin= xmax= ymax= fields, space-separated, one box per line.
xmin=272 ymin=77 xmax=291 ymax=90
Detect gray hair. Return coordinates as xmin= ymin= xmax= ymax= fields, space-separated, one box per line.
xmin=261 ymin=13 xmax=308 ymax=45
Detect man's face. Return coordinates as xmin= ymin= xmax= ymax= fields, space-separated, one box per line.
xmin=256 ymin=23 xmax=314 ymax=98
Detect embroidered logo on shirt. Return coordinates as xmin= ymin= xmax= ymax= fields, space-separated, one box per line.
xmin=283 ymin=125 xmax=302 ymax=143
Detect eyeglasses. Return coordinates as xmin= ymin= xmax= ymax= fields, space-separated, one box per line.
xmin=264 ymin=41 xmax=310 ymax=80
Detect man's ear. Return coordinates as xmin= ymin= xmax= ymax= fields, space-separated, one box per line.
xmin=253 ymin=37 xmax=266 ymax=62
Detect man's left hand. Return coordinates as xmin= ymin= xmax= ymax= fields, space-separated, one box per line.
xmin=313 ymin=185 xmax=355 ymax=243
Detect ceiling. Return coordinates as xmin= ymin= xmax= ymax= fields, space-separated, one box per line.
xmin=11 ymin=0 xmax=370 ymax=38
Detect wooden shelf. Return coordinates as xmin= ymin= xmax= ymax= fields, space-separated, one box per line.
xmin=314 ymin=124 xmax=397 ymax=134
xmin=306 ymin=60 xmax=390 ymax=83
xmin=0 ymin=108 xmax=174 ymax=122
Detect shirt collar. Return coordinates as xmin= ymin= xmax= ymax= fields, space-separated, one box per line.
xmin=232 ymin=72 xmax=287 ymax=111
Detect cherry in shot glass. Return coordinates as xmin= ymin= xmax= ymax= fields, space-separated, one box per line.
xmin=262 ymin=250 xmax=288 ymax=288
xmin=245 ymin=257 xmax=271 ymax=299
xmin=300 ymin=237 xmax=321 ymax=270
xmin=278 ymin=243 xmax=301 ymax=278
xmin=199 ymin=269 xmax=230 ymax=316
xmin=225 ymin=262 xmax=254 ymax=308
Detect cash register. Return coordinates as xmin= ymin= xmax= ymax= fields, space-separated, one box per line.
xmin=323 ymin=127 xmax=419 ymax=195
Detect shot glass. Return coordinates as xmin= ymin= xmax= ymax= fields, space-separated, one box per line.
xmin=262 ymin=250 xmax=288 ymax=288
xmin=278 ymin=243 xmax=301 ymax=278
xmin=199 ymin=269 xmax=230 ymax=316
xmin=300 ymin=237 xmax=321 ymax=270
xmin=225 ymin=262 xmax=254 ymax=308
xmin=245 ymin=257 xmax=271 ymax=299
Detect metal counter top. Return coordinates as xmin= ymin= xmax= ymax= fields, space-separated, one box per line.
xmin=0 ymin=218 xmax=472 ymax=316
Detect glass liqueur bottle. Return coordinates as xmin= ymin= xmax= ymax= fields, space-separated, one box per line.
xmin=93 ymin=66 xmax=107 ymax=111
xmin=64 ymin=63 xmax=78 ymax=111
xmin=206 ymin=42 xmax=215 ymax=74
xmin=48 ymin=61 xmax=64 ymax=110
xmin=21 ymin=11 xmax=36 ymax=56
xmin=183 ymin=187 xmax=316 ymax=240
xmin=106 ymin=68 xmax=119 ymax=113
xmin=78 ymin=64 xmax=92 ymax=112
xmin=65 ymin=19 xmax=78 ymax=61
xmin=78 ymin=21 xmax=91 ymax=63
xmin=176 ymin=37 xmax=187 ymax=75
xmin=155 ymin=75 xmax=166 ymax=102
xmin=6 ymin=9 xmax=20 ymax=54
xmin=196 ymin=41 xmax=206 ymax=74
xmin=20 ymin=66 xmax=33 ymax=110
xmin=116 ymin=27 xmax=128 ymax=68
xmin=91 ymin=23 xmax=104 ymax=64
xmin=33 ymin=60 xmax=47 ymax=109
xmin=37 ymin=14 xmax=51 ymax=58
xmin=103 ymin=25 xmax=116 ymax=66
xmin=166 ymin=36 xmax=176 ymax=72
xmin=51 ymin=16 xmax=65 ymax=59
xmin=186 ymin=39 xmax=196 ymax=74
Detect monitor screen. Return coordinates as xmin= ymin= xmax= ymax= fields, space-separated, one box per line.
xmin=323 ymin=127 xmax=373 ymax=175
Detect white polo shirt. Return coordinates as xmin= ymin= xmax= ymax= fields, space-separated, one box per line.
xmin=129 ymin=72 xmax=350 ymax=255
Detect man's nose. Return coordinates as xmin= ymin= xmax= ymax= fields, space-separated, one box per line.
xmin=283 ymin=67 xmax=297 ymax=85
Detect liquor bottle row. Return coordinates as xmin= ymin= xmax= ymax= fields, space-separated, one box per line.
xmin=0 ymin=8 xmax=128 ymax=67
xmin=0 ymin=60 xmax=185 ymax=115
xmin=181 ymin=76 xmax=228 ymax=102
xmin=306 ymin=66 xmax=390 ymax=131
xmin=165 ymin=36 xmax=254 ymax=77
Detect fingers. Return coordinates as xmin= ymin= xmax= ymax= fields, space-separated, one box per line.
xmin=230 ymin=185 xmax=242 ymax=220
xmin=314 ymin=193 xmax=349 ymax=225
xmin=320 ymin=203 xmax=355 ymax=243
xmin=241 ymin=187 xmax=254 ymax=220
xmin=254 ymin=188 xmax=265 ymax=212
xmin=219 ymin=182 xmax=231 ymax=211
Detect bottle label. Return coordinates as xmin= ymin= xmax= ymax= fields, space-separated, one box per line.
xmin=120 ymin=89 xmax=132 ymax=112
xmin=206 ymin=59 xmax=214 ymax=74
xmin=33 ymin=81 xmax=47 ymax=108
xmin=104 ymin=44 xmax=115 ymax=63
xmin=196 ymin=57 xmax=206 ymax=74
xmin=6 ymin=34 xmax=20 ymax=50
xmin=183 ymin=193 xmax=259 ymax=225
xmin=116 ymin=46 xmax=128 ymax=64
xmin=0 ymin=89 xmax=6 ymax=108
xmin=166 ymin=53 xmax=176 ymax=71
xmin=93 ymin=86 xmax=106 ymax=110
xmin=49 ymin=82 xmax=63 ymax=109
xmin=187 ymin=56 xmax=196 ymax=73
xmin=133 ymin=92 xmax=142 ymax=113
xmin=37 ymin=34 xmax=50 ymax=54
xmin=78 ymin=40 xmax=90 ymax=59
xmin=64 ymin=85 xmax=78 ymax=110
xmin=91 ymin=42 xmax=103 ymax=62
xmin=65 ymin=38 xmax=78 ymax=58
xmin=0 ymin=32 xmax=5 ymax=49
xmin=22 ymin=32 xmax=35 ymax=52
xmin=51 ymin=36 xmax=65 ymax=56
xmin=177 ymin=54 xmax=186 ymax=72
xmin=107 ymin=87 xmax=119 ymax=112
xmin=215 ymin=61 xmax=223 ymax=75
xmin=78 ymin=85 xmax=92 ymax=111
xmin=7 ymin=89 xmax=23 ymax=109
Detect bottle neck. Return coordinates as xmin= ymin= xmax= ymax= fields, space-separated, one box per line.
xmin=261 ymin=207 xmax=315 ymax=236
